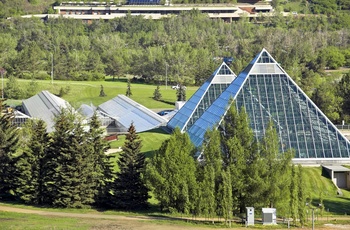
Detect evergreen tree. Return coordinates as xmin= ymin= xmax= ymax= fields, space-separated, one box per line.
xmin=16 ymin=119 xmax=50 ymax=205
xmin=176 ymin=84 xmax=186 ymax=101
xmin=99 ymin=84 xmax=106 ymax=97
xmin=153 ymin=84 xmax=162 ymax=101
xmin=110 ymin=122 xmax=149 ymax=210
xmin=0 ymin=100 xmax=20 ymax=201
xmin=126 ymin=78 xmax=132 ymax=97
xmin=44 ymin=108 xmax=95 ymax=208
xmin=87 ymin=112 xmax=114 ymax=207
xmin=146 ymin=128 xmax=197 ymax=213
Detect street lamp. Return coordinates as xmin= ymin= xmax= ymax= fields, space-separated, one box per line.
xmin=51 ymin=53 xmax=54 ymax=85
xmin=165 ymin=61 xmax=168 ymax=89
xmin=0 ymin=67 xmax=6 ymax=99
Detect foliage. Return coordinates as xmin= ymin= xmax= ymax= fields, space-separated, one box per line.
xmin=146 ymin=128 xmax=197 ymax=213
xmin=125 ymin=78 xmax=132 ymax=97
xmin=153 ymin=85 xmax=162 ymax=101
xmin=110 ymin=122 xmax=149 ymax=210
xmin=16 ymin=119 xmax=50 ymax=205
xmin=176 ymin=84 xmax=186 ymax=101
xmin=0 ymin=100 xmax=20 ymax=201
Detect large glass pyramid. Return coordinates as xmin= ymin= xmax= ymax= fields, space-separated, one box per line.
xmin=186 ymin=48 xmax=350 ymax=160
xmin=167 ymin=62 xmax=236 ymax=132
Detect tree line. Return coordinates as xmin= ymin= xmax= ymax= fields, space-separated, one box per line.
xmin=0 ymin=99 xmax=148 ymax=209
xmin=0 ymin=98 xmax=308 ymax=226
xmin=146 ymin=103 xmax=309 ymax=226
xmin=1 ymin=9 xmax=350 ymax=122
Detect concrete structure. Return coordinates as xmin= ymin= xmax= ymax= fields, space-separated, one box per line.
xmin=322 ymin=165 xmax=350 ymax=188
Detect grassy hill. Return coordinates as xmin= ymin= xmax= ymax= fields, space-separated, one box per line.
xmin=303 ymin=167 xmax=350 ymax=215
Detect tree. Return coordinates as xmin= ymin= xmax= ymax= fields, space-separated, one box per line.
xmin=297 ymin=165 xmax=307 ymax=227
xmin=217 ymin=168 xmax=233 ymax=223
xmin=87 ymin=112 xmax=114 ymax=207
xmin=99 ymin=84 xmax=106 ymax=97
xmin=126 ymin=78 xmax=132 ymax=97
xmin=176 ymin=84 xmax=186 ymax=101
xmin=43 ymin=108 xmax=95 ymax=208
xmin=0 ymin=100 xmax=20 ymax=201
xmin=16 ymin=119 xmax=50 ymax=205
xmin=4 ymin=76 xmax=22 ymax=99
xmin=337 ymin=72 xmax=350 ymax=122
xmin=260 ymin=121 xmax=293 ymax=209
xmin=289 ymin=165 xmax=298 ymax=225
xmin=146 ymin=128 xmax=197 ymax=213
xmin=110 ymin=122 xmax=149 ymax=210
xmin=153 ymin=84 xmax=162 ymax=101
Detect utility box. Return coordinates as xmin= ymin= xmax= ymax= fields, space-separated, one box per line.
xmin=246 ymin=207 xmax=254 ymax=226
xmin=262 ymin=208 xmax=277 ymax=225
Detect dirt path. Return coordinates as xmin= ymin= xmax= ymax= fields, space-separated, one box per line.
xmin=1 ymin=205 xmax=350 ymax=230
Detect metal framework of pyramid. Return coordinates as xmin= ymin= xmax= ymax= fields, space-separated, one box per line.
xmin=167 ymin=62 xmax=236 ymax=132
xmin=184 ymin=49 xmax=350 ymax=162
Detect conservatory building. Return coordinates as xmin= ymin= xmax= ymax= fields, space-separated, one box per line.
xmin=168 ymin=49 xmax=350 ymax=165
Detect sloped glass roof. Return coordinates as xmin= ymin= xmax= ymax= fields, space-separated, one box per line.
xmin=187 ymin=49 xmax=350 ymax=160
xmin=167 ymin=62 xmax=236 ymax=132
xmin=98 ymin=95 xmax=167 ymax=133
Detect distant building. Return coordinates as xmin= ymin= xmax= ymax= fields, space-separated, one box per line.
xmin=22 ymin=90 xmax=72 ymax=132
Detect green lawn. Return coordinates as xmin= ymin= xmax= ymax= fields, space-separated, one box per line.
xmin=303 ymin=167 xmax=350 ymax=215
xmin=11 ymin=77 xmax=197 ymax=110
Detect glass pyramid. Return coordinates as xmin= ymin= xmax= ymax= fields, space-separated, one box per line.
xmin=167 ymin=62 xmax=236 ymax=132
xmin=187 ymin=49 xmax=350 ymax=160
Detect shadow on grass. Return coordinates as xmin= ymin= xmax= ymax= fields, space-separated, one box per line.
xmin=158 ymin=99 xmax=175 ymax=106
xmin=314 ymin=197 xmax=350 ymax=214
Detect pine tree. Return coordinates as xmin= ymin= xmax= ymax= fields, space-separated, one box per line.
xmin=0 ymin=100 xmax=20 ymax=201
xmin=126 ymin=78 xmax=132 ymax=97
xmin=99 ymin=85 xmax=107 ymax=97
xmin=44 ymin=108 xmax=95 ymax=208
xmin=176 ymin=84 xmax=186 ymax=101
xmin=87 ymin=112 xmax=114 ymax=207
xmin=153 ymin=85 xmax=162 ymax=101
xmin=16 ymin=119 xmax=50 ymax=205
xmin=110 ymin=122 xmax=149 ymax=210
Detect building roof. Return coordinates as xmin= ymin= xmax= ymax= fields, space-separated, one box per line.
xmin=22 ymin=90 xmax=71 ymax=132
xmin=322 ymin=165 xmax=350 ymax=172
xmin=184 ymin=49 xmax=350 ymax=161
xmin=168 ymin=62 xmax=236 ymax=132
xmin=98 ymin=94 xmax=167 ymax=133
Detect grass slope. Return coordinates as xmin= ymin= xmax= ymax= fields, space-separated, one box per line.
xmin=303 ymin=167 xmax=350 ymax=215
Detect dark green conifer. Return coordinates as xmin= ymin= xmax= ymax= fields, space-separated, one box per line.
xmin=110 ymin=122 xmax=149 ymax=210
xmin=153 ymin=85 xmax=162 ymax=101
xmin=16 ymin=119 xmax=50 ymax=205
xmin=87 ymin=112 xmax=114 ymax=207
xmin=126 ymin=78 xmax=132 ymax=97
xmin=0 ymin=100 xmax=20 ymax=201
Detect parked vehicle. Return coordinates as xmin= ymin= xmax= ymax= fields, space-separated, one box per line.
xmin=171 ymin=84 xmax=186 ymax=90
